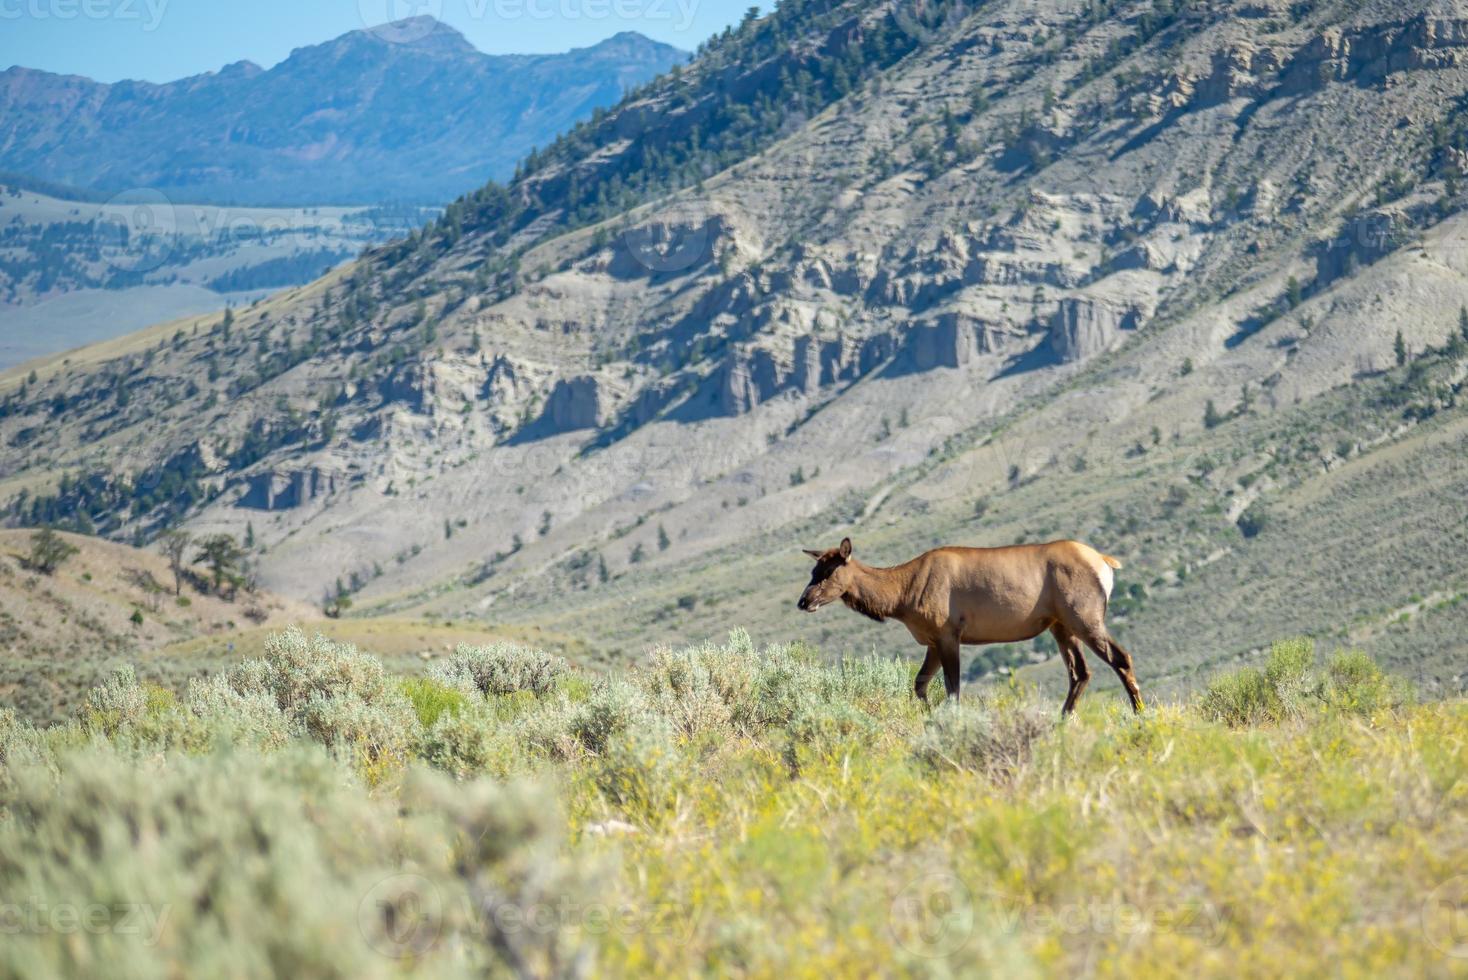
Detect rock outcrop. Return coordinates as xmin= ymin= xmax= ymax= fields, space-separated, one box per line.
xmin=1313 ymin=209 xmax=1405 ymax=286
xmin=541 ymin=376 xmax=604 ymax=431
xmin=1048 ymin=297 xmax=1141 ymax=363
xmin=238 ymin=468 xmax=338 ymax=511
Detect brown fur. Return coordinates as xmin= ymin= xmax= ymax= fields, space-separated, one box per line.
xmin=797 ymin=537 xmax=1143 ymax=714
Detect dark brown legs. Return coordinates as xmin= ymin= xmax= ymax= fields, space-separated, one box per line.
xmin=1098 ymin=636 xmax=1144 ymax=712
xmin=1056 ymin=620 xmax=1144 ymax=715
xmin=914 ymin=645 xmax=940 ymax=702
xmin=915 ymin=640 xmax=963 ymax=703
xmin=939 ymin=637 xmax=961 ymax=700
xmin=1051 ymin=623 xmax=1090 ymax=715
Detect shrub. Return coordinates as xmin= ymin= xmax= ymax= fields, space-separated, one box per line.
xmin=420 ymin=703 xmax=518 ymax=780
xmin=431 ymin=642 xmax=567 ymax=698
xmin=404 ymin=770 xmax=601 ymax=976
xmin=787 ymin=699 xmax=881 ymax=755
xmin=570 ymin=678 xmax=651 ymax=754
xmin=689 ymin=628 xmax=758 ymax=720
xmin=219 ymin=629 xmax=417 ymax=778
xmin=185 ymin=675 xmax=291 ymax=750
xmin=0 ymin=744 xmax=594 ymax=978
xmin=0 ymin=708 xmax=29 ymax=764
xmin=83 ymin=673 xmax=221 ymax=754
xmin=911 ymin=698 xmax=1051 ymax=779
xmin=1200 ymin=638 xmax=1318 ymax=726
xmin=812 ymin=654 xmax=912 ymax=716
xmin=83 ymin=665 xmax=149 ymax=737
xmin=299 ymin=691 xmax=418 ymax=784
xmin=640 ymin=645 xmax=734 ymax=741
xmin=0 ymin=708 xmax=49 ymax=797
xmin=593 ymin=720 xmax=686 ymax=827
xmin=1322 ymin=649 xmax=1412 ymax=715
xmin=1198 ymin=666 xmax=1278 ymax=727
xmin=0 ymin=746 xmax=442 ymax=978
xmin=514 ymin=696 xmax=583 ymax=761
xmin=24 ymin=527 xmax=77 ymax=575
xmin=747 ymin=642 xmax=825 ymax=730
xmin=229 ymin=628 xmax=401 ymax=712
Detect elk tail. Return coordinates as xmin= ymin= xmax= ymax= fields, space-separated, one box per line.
xmin=1100 ymin=554 xmax=1123 ymax=570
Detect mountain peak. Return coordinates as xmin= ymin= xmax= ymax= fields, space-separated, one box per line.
xmin=348 ymin=15 xmax=477 ymax=54
xmin=217 ymin=59 xmax=263 ymax=78
xmin=581 ymin=30 xmax=686 ymax=57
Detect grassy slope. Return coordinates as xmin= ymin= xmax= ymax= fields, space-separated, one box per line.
xmin=0 ymin=529 xmax=317 ymax=722
xmin=0 ymin=529 xmax=580 ymax=723
xmin=0 ymin=630 xmax=1461 ymax=976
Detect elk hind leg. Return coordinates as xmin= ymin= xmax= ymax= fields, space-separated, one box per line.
xmin=1050 ymin=623 xmax=1090 ymax=716
xmin=1072 ymin=620 xmax=1143 ymax=713
xmin=1105 ymin=636 xmax=1144 ymax=712
xmin=939 ymin=637 xmax=962 ymax=701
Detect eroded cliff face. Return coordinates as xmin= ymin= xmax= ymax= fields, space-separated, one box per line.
xmin=540 ymin=376 xmax=606 ymax=431
xmin=1048 ymin=297 xmax=1143 ymax=363
xmin=240 ymin=468 xmax=341 ymax=512
xmin=207 ymin=5 xmax=1468 ymax=469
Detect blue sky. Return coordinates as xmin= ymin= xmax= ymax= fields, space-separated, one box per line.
xmin=0 ymin=0 xmax=749 ymax=83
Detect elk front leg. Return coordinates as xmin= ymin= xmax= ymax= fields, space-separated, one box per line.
xmin=914 ymin=645 xmax=940 ymax=704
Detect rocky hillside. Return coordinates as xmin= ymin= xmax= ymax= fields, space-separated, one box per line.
xmin=0 ymin=20 xmax=685 ymax=205
xmin=4 ymin=0 xmax=1468 ymax=696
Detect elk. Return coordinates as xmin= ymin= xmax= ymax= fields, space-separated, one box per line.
xmin=796 ymin=537 xmax=1143 ymax=715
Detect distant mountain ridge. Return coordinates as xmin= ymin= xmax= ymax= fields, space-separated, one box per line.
xmin=0 ymin=18 xmax=686 ymax=205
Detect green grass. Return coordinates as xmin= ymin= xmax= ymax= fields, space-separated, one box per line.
xmin=0 ymin=628 xmax=1462 ymax=976
xmin=398 ymin=676 xmax=467 ymax=727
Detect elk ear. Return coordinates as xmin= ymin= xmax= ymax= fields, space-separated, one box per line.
xmin=838 ymin=537 xmax=852 ymax=560
xmin=802 ymin=549 xmax=823 ymax=560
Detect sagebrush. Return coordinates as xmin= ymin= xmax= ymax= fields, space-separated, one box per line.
xmin=0 ymin=628 xmax=1454 ymax=977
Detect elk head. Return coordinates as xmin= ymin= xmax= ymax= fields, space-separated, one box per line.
xmin=797 ymin=537 xmax=854 ymax=612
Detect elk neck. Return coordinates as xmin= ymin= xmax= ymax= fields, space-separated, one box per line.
xmin=842 ymin=559 xmax=911 ymax=623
